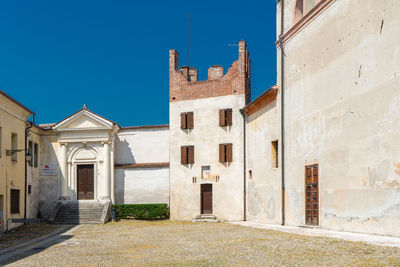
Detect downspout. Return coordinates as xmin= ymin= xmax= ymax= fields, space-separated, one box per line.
xmin=279 ymin=0 xmax=286 ymax=226
xmin=240 ymin=108 xmax=246 ymax=221
xmin=24 ymin=113 xmax=35 ymax=219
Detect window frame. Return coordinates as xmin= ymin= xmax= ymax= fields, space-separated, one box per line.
xmin=11 ymin=133 xmax=18 ymax=163
xmin=219 ymin=143 xmax=233 ymax=163
xmin=271 ymin=140 xmax=279 ymax=169
xmin=34 ymin=142 xmax=38 ymax=168
xmin=219 ymin=108 xmax=233 ymax=127
xmin=10 ymin=189 xmax=20 ymax=214
xmin=181 ymin=145 xmax=194 ymax=165
xmin=28 ymin=140 xmax=33 ymax=167
xmin=180 ymin=112 xmax=194 ymax=130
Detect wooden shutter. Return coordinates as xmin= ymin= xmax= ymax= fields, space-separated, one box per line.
xmin=180 ymin=113 xmax=187 ymax=129
xmin=10 ymin=189 xmax=20 ymax=214
xmin=226 ymin=109 xmax=233 ymax=126
xmin=181 ymin=146 xmax=187 ymax=165
xmin=188 ymin=146 xmax=194 ymax=164
xmin=219 ymin=109 xmax=225 ymax=127
xmin=226 ymin=143 xmax=233 ymax=162
xmin=187 ymin=112 xmax=194 ymax=129
xmin=219 ymin=144 xmax=225 ymax=163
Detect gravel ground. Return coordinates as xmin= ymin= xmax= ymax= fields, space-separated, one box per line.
xmin=5 ymin=220 xmax=400 ymax=266
xmin=0 ymin=223 xmax=61 ymax=251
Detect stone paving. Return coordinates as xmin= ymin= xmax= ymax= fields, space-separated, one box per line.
xmin=3 ymin=220 xmax=400 ymax=266
xmin=231 ymin=221 xmax=400 ymax=248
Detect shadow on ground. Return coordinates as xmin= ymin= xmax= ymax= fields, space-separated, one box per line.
xmin=0 ymin=225 xmax=75 ymax=266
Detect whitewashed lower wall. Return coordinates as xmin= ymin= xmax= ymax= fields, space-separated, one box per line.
xmin=114 ymin=168 xmax=169 ymax=204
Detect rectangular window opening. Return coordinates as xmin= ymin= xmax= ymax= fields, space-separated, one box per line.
xmin=28 ymin=141 xmax=33 ymax=167
xmin=219 ymin=143 xmax=233 ymax=163
xmin=11 ymin=133 xmax=18 ymax=162
xmin=181 ymin=112 xmax=194 ymax=130
xmin=10 ymin=189 xmax=20 ymax=214
xmin=181 ymin=145 xmax=194 ymax=165
xmin=34 ymin=143 xmax=38 ymax=168
xmin=271 ymin=140 xmax=278 ymax=168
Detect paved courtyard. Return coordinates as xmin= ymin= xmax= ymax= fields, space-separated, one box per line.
xmin=4 ymin=220 xmax=400 ymax=266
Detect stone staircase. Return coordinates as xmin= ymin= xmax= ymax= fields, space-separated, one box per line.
xmin=192 ymin=214 xmax=219 ymax=222
xmin=50 ymin=201 xmax=110 ymax=224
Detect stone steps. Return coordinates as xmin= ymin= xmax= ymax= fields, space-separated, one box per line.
xmin=192 ymin=214 xmax=219 ymax=222
xmin=52 ymin=201 xmax=109 ymax=225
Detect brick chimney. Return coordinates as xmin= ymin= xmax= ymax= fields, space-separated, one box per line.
xmin=208 ymin=65 xmax=224 ymax=80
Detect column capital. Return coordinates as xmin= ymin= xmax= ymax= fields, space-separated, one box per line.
xmin=60 ymin=142 xmax=68 ymax=146
xmin=101 ymin=141 xmax=111 ymax=145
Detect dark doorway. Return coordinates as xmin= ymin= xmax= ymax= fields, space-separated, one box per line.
xmin=201 ymin=184 xmax=212 ymax=214
xmin=77 ymin=164 xmax=94 ymax=200
xmin=305 ymin=164 xmax=319 ymax=225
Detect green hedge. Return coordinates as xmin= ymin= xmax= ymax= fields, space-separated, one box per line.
xmin=112 ymin=204 xmax=169 ymax=220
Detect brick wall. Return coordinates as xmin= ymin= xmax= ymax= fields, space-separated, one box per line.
xmin=169 ymin=40 xmax=251 ymax=104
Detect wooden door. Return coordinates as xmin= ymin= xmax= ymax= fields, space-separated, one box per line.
xmin=77 ymin=164 xmax=94 ymax=200
xmin=305 ymin=164 xmax=319 ymax=225
xmin=201 ymin=184 xmax=212 ymax=214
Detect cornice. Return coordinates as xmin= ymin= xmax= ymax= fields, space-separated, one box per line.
xmin=276 ymin=0 xmax=336 ymax=48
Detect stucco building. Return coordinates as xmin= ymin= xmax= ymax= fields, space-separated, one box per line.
xmin=169 ymin=41 xmax=250 ymax=221
xmin=0 ymin=90 xmax=38 ymax=230
xmin=272 ymin=0 xmax=400 ymax=236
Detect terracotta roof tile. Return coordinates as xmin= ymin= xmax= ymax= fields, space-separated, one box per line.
xmin=115 ymin=162 xmax=169 ymax=169
xmin=120 ymin=124 xmax=169 ymax=130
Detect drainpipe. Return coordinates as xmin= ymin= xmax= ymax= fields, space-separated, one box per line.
xmin=279 ymin=0 xmax=286 ymax=226
xmin=24 ymin=113 xmax=35 ymax=219
xmin=240 ymin=108 xmax=246 ymax=221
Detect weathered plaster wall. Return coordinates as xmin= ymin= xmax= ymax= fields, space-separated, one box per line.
xmin=246 ymin=100 xmax=281 ymax=224
xmin=169 ymin=95 xmax=245 ymax=221
xmin=26 ymin=128 xmax=41 ymax=219
xmin=114 ymin=168 xmax=169 ymax=204
xmin=278 ymin=0 xmax=400 ymax=236
xmin=38 ymin=133 xmax=59 ymax=219
xmin=115 ymin=127 xmax=169 ymax=164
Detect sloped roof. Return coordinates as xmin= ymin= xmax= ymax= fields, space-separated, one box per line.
xmin=243 ymin=85 xmax=278 ymax=116
xmin=52 ymin=106 xmax=121 ymax=129
xmin=0 ymin=90 xmax=34 ymax=115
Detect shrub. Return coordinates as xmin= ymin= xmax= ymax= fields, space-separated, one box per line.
xmin=112 ymin=204 xmax=169 ymax=220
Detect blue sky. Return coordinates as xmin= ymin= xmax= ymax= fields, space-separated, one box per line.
xmin=0 ymin=1 xmax=277 ymax=126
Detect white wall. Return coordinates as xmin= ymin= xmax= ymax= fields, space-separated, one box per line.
xmin=115 ymin=127 xmax=169 ymax=164
xmin=114 ymin=127 xmax=170 ymax=205
xmin=114 ymin=168 xmax=169 ymax=204
xmin=246 ymin=100 xmax=281 ymax=224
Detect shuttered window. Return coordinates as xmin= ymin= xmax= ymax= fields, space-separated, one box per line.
xmin=219 ymin=109 xmax=232 ymax=127
xmin=10 ymin=189 xmax=20 ymax=214
xmin=180 ymin=112 xmax=194 ymax=130
xmin=219 ymin=143 xmax=233 ymax=163
xmin=181 ymin=145 xmax=194 ymax=165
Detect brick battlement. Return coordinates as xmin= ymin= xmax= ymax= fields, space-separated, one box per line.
xmin=169 ymin=41 xmax=251 ymax=103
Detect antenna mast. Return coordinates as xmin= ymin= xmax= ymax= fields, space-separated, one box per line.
xmin=187 ymin=14 xmax=190 ymax=68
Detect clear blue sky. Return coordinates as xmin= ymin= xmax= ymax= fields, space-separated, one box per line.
xmin=0 ymin=1 xmax=277 ymax=126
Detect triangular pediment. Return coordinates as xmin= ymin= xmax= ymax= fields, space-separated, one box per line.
xmin=53 ymin=109 xmax=115 ymax=131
